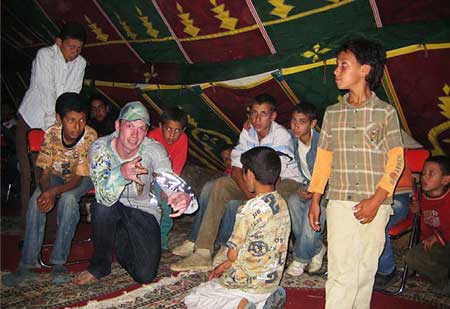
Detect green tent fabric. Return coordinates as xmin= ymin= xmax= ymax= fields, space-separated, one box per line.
xmin=2 ymin=0 xmax=450 ymax=165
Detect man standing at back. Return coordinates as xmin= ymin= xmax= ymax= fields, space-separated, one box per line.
xmin=171 ymin=94 xmax=302 ymax=271
xmin=16 ymin=22 xmax=87 ymax=223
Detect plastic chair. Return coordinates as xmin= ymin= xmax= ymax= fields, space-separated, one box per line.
xmin=382 ymin=148 xmax=429 ymax=295
xmin=26 ymin=128 xmax=94 ymax=268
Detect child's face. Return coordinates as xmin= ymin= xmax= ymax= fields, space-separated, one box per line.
xmin=421 ymin=161 xmax=450 ymax=196
xmin=334 ymin=50 xmax=370 ymax=90
xmin=91 ymin=100 xmax=108 ymax=122
xmin=160 ymin=120 xmax=185 ymax=145
xmin=61 ymin=111 xmax=87 ymax=144
xmin=221 ymin=149 xmax=232 ymax=170
xmin=290 ymin=112 xmax=316 ymax=139
xmin=56 ymin=38 xmax=83 ymax=62
xmin=249 ymin=103 xmax=276 ymax=136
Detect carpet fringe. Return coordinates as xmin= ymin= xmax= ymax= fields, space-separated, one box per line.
xmin=71 ymin=271 xmax=200 ymax=308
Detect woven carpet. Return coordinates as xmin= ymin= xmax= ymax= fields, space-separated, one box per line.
xmin=1 ymin=215 xmax=449 ymax=308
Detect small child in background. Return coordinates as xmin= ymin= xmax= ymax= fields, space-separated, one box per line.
xmin=405 ymin=155 xmax=450 ymax=295
xmin=185 ymin=147 xmax=290 ymax=309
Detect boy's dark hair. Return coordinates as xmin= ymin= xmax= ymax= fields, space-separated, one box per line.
xmin=58 ymin=22 xmax=86 ymax=44
xmin=55 ymin=92 xmax=88 ymax=119
xmin=425 ymin=155 xmax=450 ymax=175
xmin=337 ymin=38 xmax=386 ymax=90
xmin=293 ymin=102 xmax=318 ymax=121
xmin=160 ymin=107 xmax=187 ymax=127
xmin=89 ymin=94 xmax=109 ymax=107
xmin=251 ymin=94 xmax=277 ymax=112
xmin=241 ymin=146 xmax=281 ymax=185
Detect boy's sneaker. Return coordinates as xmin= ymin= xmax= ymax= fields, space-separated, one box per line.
xmin=170 ymin=249 xmax=213 ymax=272
xmin=212 ymin=246 xmax=228 ymax=267
xmin=286 ymin=260 xmax=307 ymax=277
xmin=263 ymin=287 xmax=286 ymax=309
xmin=171 ymin=240 xmax=195 ymax=257
xmin=2 ymin=267 xmax=37 ymax=286
xmin=307 ymin=245 xmax=327 ymax=274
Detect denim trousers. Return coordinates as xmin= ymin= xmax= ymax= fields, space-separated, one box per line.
xmin=195 ymin=176 xmax=298 ymax=252
xmin=20 ymin=176 xmax=92 ymax=268
xmin=377 ymin=192 xmax=410 ymax=275
xmin=189 ymin=179 xmax=215 ymax=242
xmin=287 ymin=192 xmax=327 ymax=263
xmin=216 ymin=200 xmax=243 ymax=247
xmin=154 ymin=184 xmax=172 ymax=249
xmin=87 ymin=201 xmax=161 ymax=284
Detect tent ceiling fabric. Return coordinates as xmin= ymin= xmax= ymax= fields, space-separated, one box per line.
xmin=2 ymin=0 xmax=450 ymax=166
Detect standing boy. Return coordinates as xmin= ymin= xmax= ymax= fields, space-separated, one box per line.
xmin=4 ymin=93 xmax=97 ymax=286
xmin=16 ymin=22 xmax=87 ymax=220
xmin=185 ymin=147 xmax=290 ymax=308
xmin=147 ymin=107 xmax=188 ymax=249
xmin=286 ymin=103 xmax=327 ymax=277
xmin=308 ymin=38 xmax=404 ymax=308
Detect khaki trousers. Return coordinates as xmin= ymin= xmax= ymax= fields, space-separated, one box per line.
xmin=195 ymin=176 xmax=298 ymax=252
xmin=325 ymin=200 xmax=391 ymax=309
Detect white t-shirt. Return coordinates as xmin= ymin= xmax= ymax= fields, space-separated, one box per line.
xmin=297 ymin=131 xmax=312 ymax=180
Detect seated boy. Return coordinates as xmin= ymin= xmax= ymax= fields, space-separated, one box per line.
xmin=3 ymin=92 xmax=97 ymax=286
xmin=147 ymin=107 xmax=188 ymax=249
xmin=88 ymin=94 xmax=117 ymax=137
xmin=184 ymin=146 xmax=290 ymax=308
xmin=172 ymin=146 xmax=233 ymax=257
xmin=286 ymin=103 xmax=327 ymax=277
xmin=405 ymin=155 xmax=450 ymax=295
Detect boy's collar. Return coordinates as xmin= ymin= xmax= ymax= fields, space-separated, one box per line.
xmin=343 ymin=91 xmax=375 ymax=108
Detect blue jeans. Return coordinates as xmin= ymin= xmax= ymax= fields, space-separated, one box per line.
xmin=377 ymin=192 xmax=411 ymax=275
xmin=154 ymin=184 xmax=172 ymax=249
xmin=20 ymin=176 xmax=92 ymax=268
xmin=87 ymin=201 xmax=161 ymax=283
xmin=189 ymin=179 xmax=215 ymax=242
xmin=216 ymin=200 xmax=243 ymax=247
xmin=287 ymin=192 xmax=327 ymax=263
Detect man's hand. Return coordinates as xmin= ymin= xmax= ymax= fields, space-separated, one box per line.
xmin=352 ymin=197 xmax=381 ymax=224
xmin=120 ymin=156 xmax=148 ymax=185
xmin=422 ymin=235 xmax=437 ymax=251
xmin=208 ymin=261 xmax=230 ymax=281
xmin=297 ymin=187 xmax=312 ymax=200
xmin=168 ymin=192 xmax=191 ymax=218
xmin=308 ymin=201 xmax=321 ymax=232
xmin=37 ymin=189 xmax=57 ymax=213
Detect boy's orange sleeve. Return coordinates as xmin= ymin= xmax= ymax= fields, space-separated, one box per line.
xmin=308 ymin=147 xmax=333 ymax=194
xmin=377 ymin=146 xmax=404 ymax=196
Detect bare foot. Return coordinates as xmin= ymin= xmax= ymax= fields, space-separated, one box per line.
xmin=73 ymin=270 xmax=98 ymax=285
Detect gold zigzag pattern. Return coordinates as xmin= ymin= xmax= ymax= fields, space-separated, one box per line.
xmin=210 ymin=0 xmax=238 ymax=31
xmin=136 ymin=6 xmax=159 ymax=38
xmin=268 ymin=0 xmax=294 ymax=19
xmin=115 ymin=12 xmax=137 ymax=40
xmin=176 ymin=2 xmax=200 ymax=37
xmin=84 ymin=15 xmax=109 ymax=42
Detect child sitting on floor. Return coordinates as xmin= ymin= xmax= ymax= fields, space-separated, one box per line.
xmin=184 ymin=146 xmax=290 ymax=309
xmin=405 ymin=155 xmax=450 ymax=295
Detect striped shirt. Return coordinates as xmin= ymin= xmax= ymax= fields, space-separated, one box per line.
xmin=231 ymin=121 xmax=303 ymax=183
xmin=317 ymin=92 xmax=403 ymax=204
